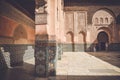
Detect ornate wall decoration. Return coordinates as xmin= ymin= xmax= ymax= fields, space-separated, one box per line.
xmin=35 ymin=41 xmax=47 ymax=77
xmin=36 ymin=50 xmax=45 ymax=61
xmin=35 ymin=0 xmax=57 ymax=77
xmin=65 ymin=12 xmax=74 ymax=32
xmin=35 ymin=40 xmax=56 ymax=77
xmin=35 ymin=64 xmax=46 ymax=76
xmin=47 ymin=42 xmax=56 ymax=76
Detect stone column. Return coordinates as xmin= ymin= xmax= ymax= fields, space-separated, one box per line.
xmin=35 ymin=38 xmax=48 ymax=77
xmin=3 ymin=45 xmax=27 ymax=67
xmin=35 ymin=0 xmax=57 ymax=77
xmin=0 ymin=47 xmax=8 ymax=70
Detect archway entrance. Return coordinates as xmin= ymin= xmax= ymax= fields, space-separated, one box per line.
xmin=97 ymin=31 xmax=109 ymax=51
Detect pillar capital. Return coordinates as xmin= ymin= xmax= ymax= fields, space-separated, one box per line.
xmin=35 ymin=0 xmax=47 ymax=13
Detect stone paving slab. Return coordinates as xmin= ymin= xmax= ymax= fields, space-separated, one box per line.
xmin=24 ymin=58 xmax=35 ymax=65
xmin=56 ymin=52 xmax=120 ymax=76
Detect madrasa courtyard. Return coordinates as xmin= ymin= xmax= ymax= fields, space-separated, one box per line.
xmin=0 ymin=0 xmax=120 ymax=80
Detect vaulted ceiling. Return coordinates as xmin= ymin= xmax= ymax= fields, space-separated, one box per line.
xmin=5 ymin=0 xmax=35 ymax=20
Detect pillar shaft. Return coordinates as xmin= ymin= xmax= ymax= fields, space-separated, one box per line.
xmin=35 ymin=0 xmax=57 ymax=77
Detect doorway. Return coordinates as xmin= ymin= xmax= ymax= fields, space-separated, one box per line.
xmin=97 ymin=31 xmax=109 ymax=51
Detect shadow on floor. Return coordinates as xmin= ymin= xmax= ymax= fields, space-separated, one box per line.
xmin=87 ymin=51 xmax=120 ymax=68
xmin=49 ymin=75 xmax=120 ymax=80
xmin=0 ymin=53 xmax=120 ymax=80
xmin=0 ymin=62 xmax=37 ymax=80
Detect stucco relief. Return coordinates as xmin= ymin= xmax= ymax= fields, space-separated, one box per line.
xmin=77 ymin=12 xmax=87 ymax=32
xmin=92 ymin=10 xmax=114 ymax=28
xmin=65 ymin=11 xmax=87 ymax=43
xmin=65 ymin=12 xmax=74 ymax=32
xmin=78 ymin=12 xmax=86 ymax=25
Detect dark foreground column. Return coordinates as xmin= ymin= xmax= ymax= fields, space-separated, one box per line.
xmin=35 ymin=0 xmax=57 ymax=77
xmin=47 ymin=40 xmax=56 ymax=76
xmin=35 ymin=37 xmax=56 ymax=77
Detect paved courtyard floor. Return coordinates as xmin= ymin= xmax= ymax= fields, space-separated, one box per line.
xmin=0 ymin=51 xmax=120 ymax=80
xmin=56 ymin=52 xmax=120 ymax=76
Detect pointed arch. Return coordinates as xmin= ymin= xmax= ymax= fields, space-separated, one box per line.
xmin=13 ymin=24 xmax=28 ymax=44
xmin=94 ymin=8 xmax=116 ymax=19
xmin=78 ymin=31 xmax=86 ymax=51
xmin=66 ymin=31 xmax=74 ymax=43
xmin=97 ymin=27 xmax=112 ymax=43
xmin=92 ymin=8 xmax=116 ymax=25
xmin=66 ymin=31 xmax=74 ymax=51
xmin=95 ymin=17 xmax=99 ymax=24
xmin=100 ymin=17 xmax=103 ymax=24
xmin=105 ymin=17 xmax=109 ymax=23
